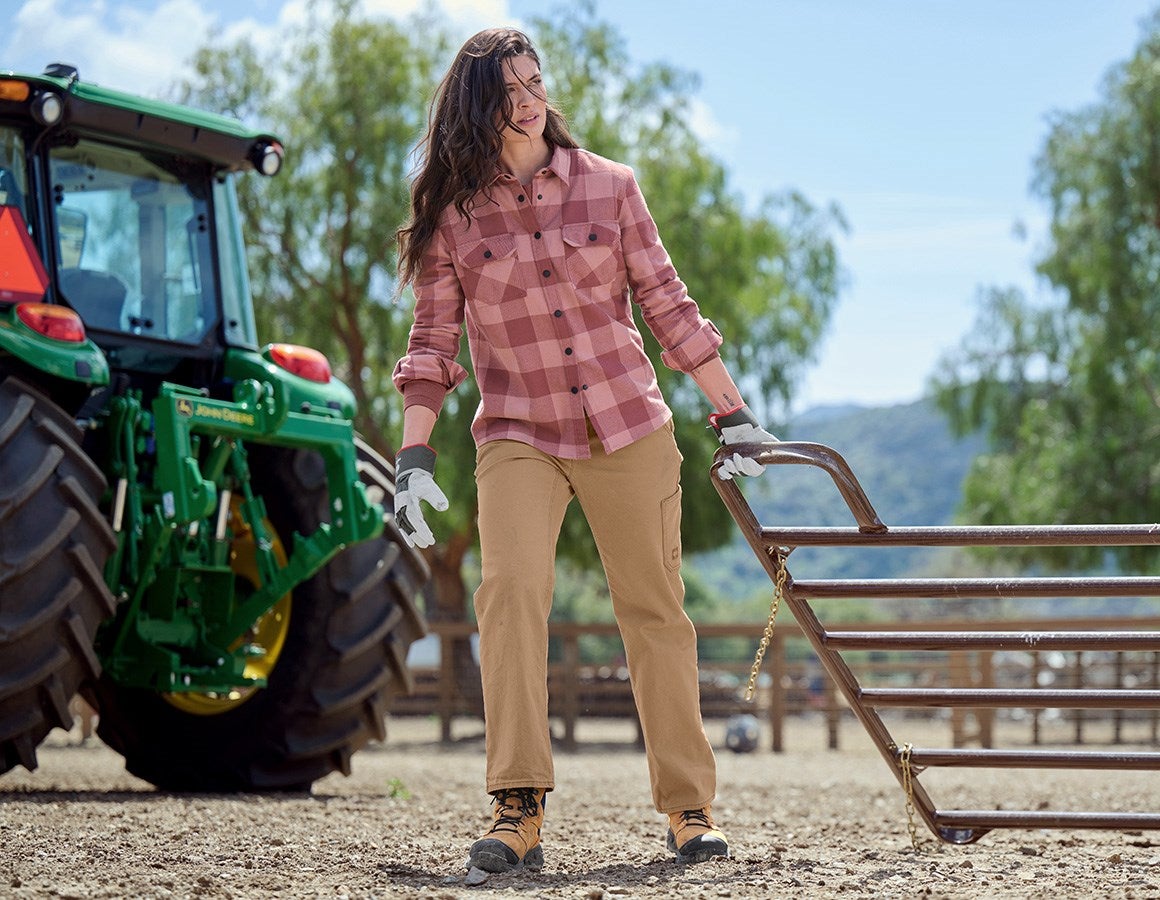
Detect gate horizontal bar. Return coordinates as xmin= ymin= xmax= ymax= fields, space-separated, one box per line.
xmin=761 ymin=524 xmax=1160 ymax=547
xmin=904 ymin=747 xmax=1160 ymax=770
xmin=793 ymin=576 xmax=1160 ymax=600
xmin=824 ymin=630 xmax=1160 ymax=650
xmin=862 ymin=687 xmax=1160 ymax=708
xmin=934 ymin=810 xmax=1160 ymax=831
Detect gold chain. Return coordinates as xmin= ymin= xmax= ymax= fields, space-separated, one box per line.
xmin=899 ymin=742 xmax=921 ymax=852
xmin=744 ymin=552 xmax=788 ymax=702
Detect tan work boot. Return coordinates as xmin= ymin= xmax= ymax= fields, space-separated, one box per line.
xmin=467 ymin=787 xmax=547 ymax=873
xmin=666 ymin=805 xmax=729 ymax=863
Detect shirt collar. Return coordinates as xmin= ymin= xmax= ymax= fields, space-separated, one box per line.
xmin=545 ymin=144 xmax=572 ymax=186
xmin=488 ymin=144 xmax=572 ymax=187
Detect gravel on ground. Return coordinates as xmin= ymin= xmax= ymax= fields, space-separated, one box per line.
xmin=2 ymin=714 xmax=1159 ymax=899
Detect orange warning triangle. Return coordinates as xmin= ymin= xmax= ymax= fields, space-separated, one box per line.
xmin=0 ymin=205 xmax=49 ymax=304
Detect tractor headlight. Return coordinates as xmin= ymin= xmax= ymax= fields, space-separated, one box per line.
xmin=250 ymin=140 xmax=283 ymax=177
xmin=31 ymin=91 xmax=63 ymax=126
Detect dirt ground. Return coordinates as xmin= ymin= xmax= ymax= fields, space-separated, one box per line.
xmin=3 ymin=714 xmax=1160 ymax=899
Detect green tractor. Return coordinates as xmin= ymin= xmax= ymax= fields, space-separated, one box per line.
xmin=0 ymin=64 xmax=428 ymax=791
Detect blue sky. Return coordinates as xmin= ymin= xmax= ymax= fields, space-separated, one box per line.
xmin=6 ymin=0 xmax=1159 ymax=411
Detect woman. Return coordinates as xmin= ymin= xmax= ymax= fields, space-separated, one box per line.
xmin=391 ymin=27 xmax=775 ymax=874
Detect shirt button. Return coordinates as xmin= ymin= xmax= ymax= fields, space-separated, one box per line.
xmin=537 ymin=194 xmax=543 ymax=200
xmin=564 ymin=347 xmax=573 ymax=355
xmin=553 ymin=309 xmax=563 ymax=317
xmin=588 ymin=233 xmax=597 ymax=241
xmin=517 ymin=194 xmax=525 ymax=202
xmin=582 ymin=385 xmax=588 ymax=390
xmin=570 ymin=387 xmax=579 ymax=394
xmin=483 ymin=250 xmax=492 ymax=258
xmin=534 ymin=231 xmax=542 ymax=239
xmin=542 ymin=269 xmax=551 ymax=278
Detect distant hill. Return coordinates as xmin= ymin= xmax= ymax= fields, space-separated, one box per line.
xmin=689 ymin=397 xmax=986 ymax=605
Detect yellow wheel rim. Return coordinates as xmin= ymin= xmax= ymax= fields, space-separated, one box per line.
xmin=164 ymin=496 xmax=292 ymax=715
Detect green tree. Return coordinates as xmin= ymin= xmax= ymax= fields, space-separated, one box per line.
xmin=179 ymin=1 xmax=448 ymax=459
xmin=177 ymin=1 xmax=844 ymax=631
xmin=932 ymin=11 xmax=1160 ymax=572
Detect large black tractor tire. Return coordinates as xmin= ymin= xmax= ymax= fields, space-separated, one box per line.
xmin=0 ymin=375 xmax=117 ymax=774
xmin=93 ymin=441 xmax=428 ymax=791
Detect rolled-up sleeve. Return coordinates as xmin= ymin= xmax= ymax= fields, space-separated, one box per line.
xmin=618 ymin=170 xmax=723 ymax=372
xmin=391 ymin=226 xmax=470 ymax=413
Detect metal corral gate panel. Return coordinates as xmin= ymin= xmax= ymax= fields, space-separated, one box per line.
xmin=713 ymin=441 xmax=1160 ymax=845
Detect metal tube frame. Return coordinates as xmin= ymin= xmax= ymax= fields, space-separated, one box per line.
xmin=712 ymin=441 xmax=1160 ymax=844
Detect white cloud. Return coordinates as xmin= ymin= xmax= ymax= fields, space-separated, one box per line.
xmin=6 ymin=0 xmax=513 ymax=98
xmin=7 ymin=0 xmax=216 ymax=96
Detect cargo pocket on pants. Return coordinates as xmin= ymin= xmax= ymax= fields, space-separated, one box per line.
xmin=661 ymin=486 xmax=683 ymax=572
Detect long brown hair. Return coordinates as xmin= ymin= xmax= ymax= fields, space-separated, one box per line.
xmin=396 ymin=27 xmax=577 ymax=288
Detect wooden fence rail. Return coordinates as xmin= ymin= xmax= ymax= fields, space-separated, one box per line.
xmin=388 ymin=616 xmax=1160 ymax=752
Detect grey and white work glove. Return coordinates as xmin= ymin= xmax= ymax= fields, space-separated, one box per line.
xmin=394 ymin=444 xmax=448 ymax=548
xmin=708 ymin=405 xmax=779 ymax=480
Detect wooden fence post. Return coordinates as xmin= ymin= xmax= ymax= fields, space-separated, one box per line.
xmin=438 ymin=629 xmax=455 ymax=744
xmin=561 ymin=633 xmax=579 ymax=752
xmin=1073 ymin=651 xmax=1085 ymax=745
xmin=1153 ymin=652 xmax=1159 ymax=744
xmin=824 ymin=673 xmax=840 ymax=751
xmin=978 ymin=650 xmax=994 ymax=748
xmin=769 ymin=632 xmax=785 ymax=752
xmin=950 ymin=653 xmax=968 ymax=748
xmin=1031 ymin=653 xmax=1042 ymax=746
xmin=1114 ymin=653 xmax=1125 ymax=744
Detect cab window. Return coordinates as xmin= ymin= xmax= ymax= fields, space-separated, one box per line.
xmin=48 ymin=139 xmax=217 ymax=342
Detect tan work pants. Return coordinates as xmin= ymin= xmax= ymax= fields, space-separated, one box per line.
xmin=473 ymin=419 xmax=717 ymax=813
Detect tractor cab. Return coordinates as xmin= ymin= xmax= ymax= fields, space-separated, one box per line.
xmin=0 ymin=63 xmax=280 ymax=378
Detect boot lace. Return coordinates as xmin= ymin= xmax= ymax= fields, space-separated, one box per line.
xmin=677 ymin=808 xmax=712 ymax=831
xmin=488 ymin=788 xmax=541 ymax=836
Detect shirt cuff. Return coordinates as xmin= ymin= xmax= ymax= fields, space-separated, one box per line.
xmin=401 ymin=379 xmax=449 ymax=414
xmin=659 ymin=319 xmax=724 ymax=372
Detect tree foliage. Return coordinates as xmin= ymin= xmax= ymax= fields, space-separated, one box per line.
xmin=932 ymin=11 xmax=1160 ymax=572
xmin=178 ymin=0 xmax=449 ymax=459
xmin=176 ymin=0 xmax=845 ymax=616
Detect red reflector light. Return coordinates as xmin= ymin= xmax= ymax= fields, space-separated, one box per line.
xmin=269 ymin=343 xmax=331 ymax=383
xmin=16 ymin=303 xmax=86 ymax=342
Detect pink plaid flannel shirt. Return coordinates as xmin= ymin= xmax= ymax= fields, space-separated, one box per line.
xmin=392 ymin=146 xmax=723 ymax=459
